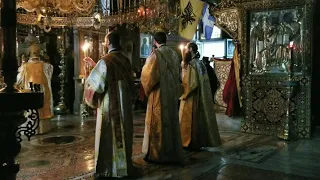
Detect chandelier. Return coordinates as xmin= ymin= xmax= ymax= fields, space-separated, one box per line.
xmin=17 ymin=0 xmax=95 ymax=15
xmin=15 ymin=0 xmax=95 ymax=32
xmin=135 ymin=1 xmax=180 ymax=33
xmin=0 ymin=0 xmax=180 ymax=33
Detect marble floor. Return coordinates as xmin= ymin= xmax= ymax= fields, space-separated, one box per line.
xmin=16 ymin=112 xmax=320 ymax=180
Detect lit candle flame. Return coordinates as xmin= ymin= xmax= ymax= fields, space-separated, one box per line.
xmin=179 ymin=44 xmax=185 ymax=51
xmin=289 ymin=41 xmax=294 ymax=48
xmin=82 ymin=42 xmax=91 ymax=52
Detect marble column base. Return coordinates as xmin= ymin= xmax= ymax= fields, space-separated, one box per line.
xmin=73 ymin=80 xmax=84 ymax=116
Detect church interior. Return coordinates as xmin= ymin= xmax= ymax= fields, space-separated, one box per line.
xmin=0 ymin=0 xmax=320 ymax=179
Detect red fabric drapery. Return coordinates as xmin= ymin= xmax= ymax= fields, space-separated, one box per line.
xmin=223 ymin=60 xmax=241 ymax=117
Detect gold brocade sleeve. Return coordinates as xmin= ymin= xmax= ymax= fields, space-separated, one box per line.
xmin=141 ymin=53 xmax=160 ymax=97
xmin=180 ymin=65 xmax=199 ymax=100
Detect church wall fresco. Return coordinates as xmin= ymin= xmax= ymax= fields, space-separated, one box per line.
xmin=211 ymin=0 xmax=314 ymax=139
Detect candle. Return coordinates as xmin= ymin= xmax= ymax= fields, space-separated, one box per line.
xmin=82 ymin=41 xmax=90 ymax=57
xmin=179 ymin=44 xmax=184 ymax=57
xmin=283 ymin=34 xmax=289 ymax=45
xmin=289 ymin=41 xmax=294 ymax=61
xmin=111 ymin=0 xmax=113 ymax=14
xmin=277 ymin=35 xmax=282 ymax=44
xmin=258 ymin=41 xmax=263 ymax=51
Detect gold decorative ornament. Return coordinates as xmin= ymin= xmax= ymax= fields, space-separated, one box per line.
xmin=211 ymin=8 xmax=239 ymax=39
xmin=209 ymin=0 xmax=239 ymax=39
xmin=212 ymin=0 xmax=314 ymax=139
xmin=12 ymin=0 xmax=180 ymax=33
xmin=93 ymin=12 xmax=102 ymax=30
xmin=17 ymin=0 xmax=95 ymax=15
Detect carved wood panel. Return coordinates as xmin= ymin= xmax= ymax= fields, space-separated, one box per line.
xmin=242 ymin=75 xmax=311 ymax=138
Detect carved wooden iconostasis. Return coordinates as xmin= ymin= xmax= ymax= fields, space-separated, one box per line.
xmin=211 ymin=0 xmax=314 ymax=139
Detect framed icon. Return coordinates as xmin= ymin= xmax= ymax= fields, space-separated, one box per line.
xmin=140 ymin=33 xmax=153 ymax=58
xmin=226 ymin=39 xmax=235 ymax=58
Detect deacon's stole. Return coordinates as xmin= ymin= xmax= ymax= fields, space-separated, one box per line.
xmin=179 ymin=61 xmax=199 ymax=147
xmin=191 ymin=59 xmax=222 ymax=147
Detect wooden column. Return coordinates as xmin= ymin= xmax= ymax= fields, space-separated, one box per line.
xmin=0 ymin=0 xmax=44 ymax=179
xmin=0 ymin=0 xmax=21 ymax=179
xmin=1 ymin=0 xmax=17 ymax=92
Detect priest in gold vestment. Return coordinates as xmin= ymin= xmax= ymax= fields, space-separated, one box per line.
xmin=16 ymin=44 xmax=54 ymax=133
xmin=141 ymin=32 xmax=186 ymax=164
xmin=84 ymin=31 xmax=135 ymax=178
xmin=179 ymin=42 xmax=221 ymax=149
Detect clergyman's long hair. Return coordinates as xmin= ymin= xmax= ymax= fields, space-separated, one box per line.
xmin=187 ymin=42 xmax=201 ymax=59
xmin=183 ymin=51 xmax=192 ymax=65
xmin=183 ymin=42 xmax=200 ymax=65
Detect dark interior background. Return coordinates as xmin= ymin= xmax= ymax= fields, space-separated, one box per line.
xmin=312 ymin=1 xmax=320 ymax=129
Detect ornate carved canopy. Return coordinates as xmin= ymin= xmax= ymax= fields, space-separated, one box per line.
xmin=0 ymin=0 xmax=180 ymax=33
xmin=17 ymin=0 xmax=95 ymax=15
xmin=209 ymin=0 xmax=240 ymax=39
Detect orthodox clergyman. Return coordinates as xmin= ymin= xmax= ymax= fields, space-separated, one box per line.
xmin=84 ymin=31 xmax=135 ymax=178
xmin=141 ymin=32 xmax=186 ymax=164
xmin=179 ymin=42 xmax=222 ymax=150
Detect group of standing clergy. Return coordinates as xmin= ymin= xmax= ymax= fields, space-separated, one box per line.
xmin=84 ymin=31 xmax=222 ymax=179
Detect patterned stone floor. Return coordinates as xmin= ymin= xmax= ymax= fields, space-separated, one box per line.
xmin=16 ymin=112 xmax=320 ymax=180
